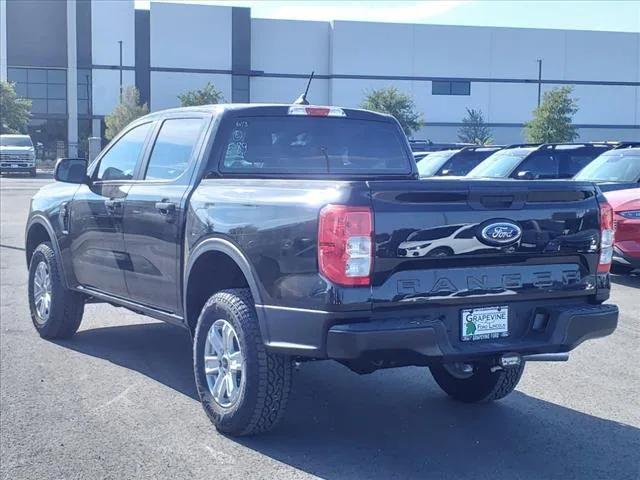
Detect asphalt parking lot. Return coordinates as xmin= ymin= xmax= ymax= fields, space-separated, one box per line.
xmin=1 ymin=175 xmax=639 ymax=480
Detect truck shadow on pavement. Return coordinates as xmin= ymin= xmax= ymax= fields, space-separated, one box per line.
xmin=58 ymin=321 xmax=640 ymax=480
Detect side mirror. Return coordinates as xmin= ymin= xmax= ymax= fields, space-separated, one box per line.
xmin=54 ymin=158 xmax=89 ymax=184
xmin=516 ymin=170 xmax=536 ymax=180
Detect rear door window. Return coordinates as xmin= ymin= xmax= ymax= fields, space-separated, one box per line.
xmin=219 ymin=116 xmax=411 ymax=174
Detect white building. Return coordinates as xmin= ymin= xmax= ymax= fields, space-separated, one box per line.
xmin=1 ymin=0 xmax=638 ymax=157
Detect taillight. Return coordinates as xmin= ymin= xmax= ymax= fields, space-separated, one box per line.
xmin=288 ymin=106 xmax=346 ymax=117
xmin=598 ymin=201 xmax=614 ymax=273
xmin=318 ymin=205 xmax=372 ymax=286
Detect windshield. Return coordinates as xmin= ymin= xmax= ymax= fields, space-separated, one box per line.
xmin=219 ymin=116 xmax=411 ymax=174
xmin=467 ymin=149 xmax=533 ymax=178
xmin=574 ymin=151 xmax=640 ymax=182
xmin=417 ymin=150 xmax=458 ymax=176
xmin=0 ymin=135 xmax=33 ymax=148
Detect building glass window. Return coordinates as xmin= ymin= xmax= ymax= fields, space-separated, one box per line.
xmin=432 ymin=80 xmax=471 ymax=96
xmin=77 ymin=69 xmax=92 ymax=116
xmin=7 ymin=67 xmax=67 ymax=115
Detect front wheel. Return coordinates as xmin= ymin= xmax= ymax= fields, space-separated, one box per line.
xmin=429 ymin=361 xmax=525 ymax=403
xmin=193 ymin=288 xmax=292 ymax=436
xmin=28 ymin=242 xmax=85 ymax=338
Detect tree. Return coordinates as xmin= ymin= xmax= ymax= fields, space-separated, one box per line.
xmin=360 ymin=87 xmax=423 ymax=136
xmin=105 ymin=86 xmax=149 ymax=140
xmin=178 ymin=82 xmax=224 ymax=107
xmin=0 ymin=80 xmax=31 ymax=134
xmin=457 ymin=108 xmax=493 ymax=145
xmin=524 ymin=86 xmax=579 ymax=143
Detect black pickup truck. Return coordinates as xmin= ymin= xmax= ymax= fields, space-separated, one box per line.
xmin=26 ymin=104 xmax=618 ymax=436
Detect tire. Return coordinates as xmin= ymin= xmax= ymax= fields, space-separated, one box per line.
xmin=427 ymin=247 xmax=453 ymax=258
xmin=430 ymin=361 xmax=525 ymax=403
xmin=193 ymin=288 xmax=292 ymax=436
xmin=29 ymin=168 xmax=36 ymax=177
xmin=28 ymin=242 xmax=85 ymax=339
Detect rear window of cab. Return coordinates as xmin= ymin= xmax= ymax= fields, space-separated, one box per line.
xmin=218 ymin=115 xmax=412 ymax=175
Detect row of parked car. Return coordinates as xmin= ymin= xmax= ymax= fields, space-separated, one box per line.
xmin=410 ymin=140 xmax=640 ymax=274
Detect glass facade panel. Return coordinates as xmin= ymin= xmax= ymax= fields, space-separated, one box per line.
xmin=77 ymin=99 xmax=90 ymax=115
xmin=27 ymin=83 xmax=47 ymax=98
xmin=13 ymin=82 xmax=28 ymax=97
xmin=7 ymin=67 xmax=27 ymax=82
xmin=451 ymin=81 xmax=471 ymax=95
xmin=47 ymin=84 xmax=66 ymax=99
xmin=47 ymin=69 xmax=66 ymax=84
xmin=47 ymin=100 xmax=67 ymax=114
xmin=432 ymin=80 xmax=471 ymax=96
xmin=7 ymin=66 xmax=68 ymax=114
xmin=30 ymin=99 xmax=47 ymax=114
xmin=432 ymin=81 xmax=451 ymax=95
xmin=27 ymin=68 xmax=47 ymax=83
xmin=77 ymin=69 xmax=92 ymax=116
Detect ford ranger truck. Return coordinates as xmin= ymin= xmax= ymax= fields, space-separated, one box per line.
xmin=25 ymin=104 xmax=618 ymax=436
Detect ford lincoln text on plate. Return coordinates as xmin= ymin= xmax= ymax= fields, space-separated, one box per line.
xmin=25 ymin=104 xmax=618 ymax=436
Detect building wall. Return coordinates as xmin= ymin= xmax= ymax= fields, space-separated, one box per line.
xmin=149 ymin=1 xmax=233 ymax=110
xmin=328 ymin=21 xmax=639 ymax=141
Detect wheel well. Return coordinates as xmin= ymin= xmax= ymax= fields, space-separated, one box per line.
xmin=185 ymin=251 xmax=250 ymax=335
xmin=26 ymin=223 xmax=51 ymax=265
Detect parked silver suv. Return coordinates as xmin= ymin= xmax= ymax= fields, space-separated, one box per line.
xmin=0 ymin=134 xmax=36 ymax=177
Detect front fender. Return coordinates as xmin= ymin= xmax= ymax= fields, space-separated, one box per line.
xmin=25 ymin=214 xmax=70 ymax=288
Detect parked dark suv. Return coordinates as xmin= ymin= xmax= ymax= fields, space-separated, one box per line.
xmin=417 ymin=145 xmax=503 ymax=177
xmin=467 ymin=143 xmax=614 ymax=180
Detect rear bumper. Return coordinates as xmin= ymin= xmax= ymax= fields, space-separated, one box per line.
xmin=0 ymin=165 xmax=35 ymax=173
xmin=259 ymin=302 xmax=618 ymax=361
xmin=326 ymin=304 xmax=618 ymax=360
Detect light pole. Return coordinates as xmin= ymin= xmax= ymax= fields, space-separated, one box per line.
xmin=118 ymin=40 xmax=123 ymax=100
xmin=537 ymin=59 xmax=542 ymax=107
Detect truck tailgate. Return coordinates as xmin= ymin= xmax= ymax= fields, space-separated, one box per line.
xmin=368 ymin=179 xmax=601 ymax=309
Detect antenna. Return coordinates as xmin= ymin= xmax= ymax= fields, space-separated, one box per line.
xmin=293 ymin=71 xmax=315 ymax=105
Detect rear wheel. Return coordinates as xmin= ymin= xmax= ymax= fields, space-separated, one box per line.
xmin=28 ymin=242 xmax=85 ymax=339
xmin=193 ymin=288 xmax=292 ymax=436
xmin=430 ymin=361 xmax=525 ymax=403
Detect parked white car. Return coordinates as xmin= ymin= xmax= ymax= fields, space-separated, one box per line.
xmin=397 ymin=224 xmax=488 ymax=257
xmin=0 ymin=134 xmax=36 ymax=177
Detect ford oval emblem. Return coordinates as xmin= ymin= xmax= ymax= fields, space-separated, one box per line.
xmin=479 ymin=221 xmax=522 ymax=246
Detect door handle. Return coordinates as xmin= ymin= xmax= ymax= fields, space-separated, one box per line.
xmin=155 ymin=201 xmax=176 ymax=217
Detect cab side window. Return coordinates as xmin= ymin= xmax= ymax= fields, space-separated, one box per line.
xmin=95 ymin=122 xmax=153 ymax=181
xmin=144 ymin=118 xmax=205 ymax=181
xmin=515 ymin=152 xmax=557 ymax=179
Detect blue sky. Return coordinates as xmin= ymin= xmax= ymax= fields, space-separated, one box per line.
xmin=135 ymin=1 xmax=640 ymax=32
